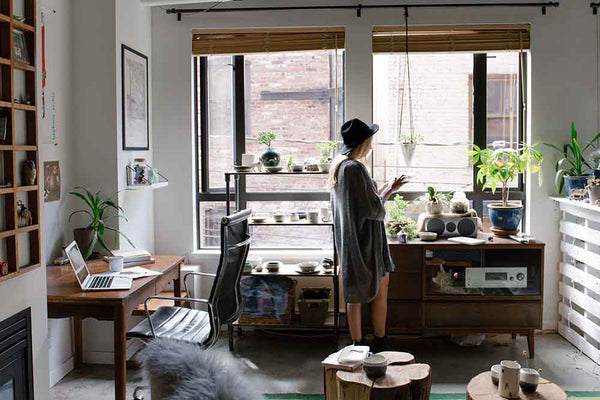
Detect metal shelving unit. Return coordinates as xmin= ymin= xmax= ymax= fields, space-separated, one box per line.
xmin=224 ymin=171 xmax=340 ymax=348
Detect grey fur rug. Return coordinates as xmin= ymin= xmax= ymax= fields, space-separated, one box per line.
xmin=143 ymin=339 xmax=262 ymax=400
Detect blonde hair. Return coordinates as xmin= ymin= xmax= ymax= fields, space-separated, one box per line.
xmin=326 ymin=137 xmax=373 ymax=189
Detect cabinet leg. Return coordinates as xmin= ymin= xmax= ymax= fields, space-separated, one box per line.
xmin=228 ymin=324 xmax=234 ymax=351
xmin=527 ymin=330 xmax=535 ymax=358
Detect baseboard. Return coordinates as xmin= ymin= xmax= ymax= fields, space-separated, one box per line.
xmin=543 ymin=319 xmax=559 ymax=332
xmin=50 ymin=356 xmax=74 ymax=387
xmin=83 ymin=340 xmax=145 ymax=365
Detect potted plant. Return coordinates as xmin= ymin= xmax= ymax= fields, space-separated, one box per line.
xmin=316 ymin=141 xmax=337 ymax=173
xmin=400 ymin=133 xmax=424 ymax=167
xmin=417 ymin=186 xmax=449 ymax=215
xmin=258 ymin=131 xmax=280 ymax=167
xmin=587 ymin=177 xmax=600 ymax=205
xmin=68 ymin=187 xmax=135 ymax=260
xmin=385 ymin=194 xmax=418 ymax=239
xmin=469 ymin=143 xmax=543 ymax=235
xmin=542 ymin=123 xmax=600 ymax=195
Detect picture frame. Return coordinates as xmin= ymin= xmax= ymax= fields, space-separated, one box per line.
xmin=12 ymin=29 xmax=29 ymax=64
xmin=121 ymin=45 xmax=149 ymax=150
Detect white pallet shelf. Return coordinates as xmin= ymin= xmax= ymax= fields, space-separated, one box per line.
xmin=553 ymin=197 xmax=600 ymax=366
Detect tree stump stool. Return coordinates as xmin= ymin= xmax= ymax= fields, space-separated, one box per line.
xmin=467 ymin=372 xmax=567 ymax=400
xmin=336 ymin=358 xmax=431 ymax=400
xmin=324 ymin=352 xmax=415 ymax=400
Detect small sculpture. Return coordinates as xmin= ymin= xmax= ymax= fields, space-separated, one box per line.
xmin=17 ymin=200 xmax=32 ymax=227
xmin=22 ymin=160 xmax=36 ymax=185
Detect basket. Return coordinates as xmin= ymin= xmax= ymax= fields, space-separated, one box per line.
xmin=298 ymin=288 xmax=331 ymax=326
xmin=238 ymin=279 xmax=296 ymax=326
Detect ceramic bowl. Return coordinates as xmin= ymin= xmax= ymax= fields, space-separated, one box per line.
xmin=418 ymin=231 xmax=438 ymax=242
xmin=290 ymin=164 xmax=304 ymax=172
xmin=490 ymin=364 xmax=502 ymax=385
xmin=298 ymin=261 xmax=319 ymax=273
xmin=265 ymin=261 xmax=282 ymax=272
xmin=519 ymin=368 xmax=540 ymax=393
xmin=273 ymin=212 xmax=285 ymax=222
xmin=363 ymin=354 xmax=388 ymax=379
xmin=317 ymin=163 xmax=331 ymax=173
xmin=265 ymin=166 xmax=283 ymax=173
xmin=251 ymin=214 xmax=268 ymax=223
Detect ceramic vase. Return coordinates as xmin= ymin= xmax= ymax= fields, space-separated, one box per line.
xmin=488 ymin=203 xmax=522 ymax=233
xmin=564 ymin=175 xmax=588 ymax=197
xmin=589 ymin=186 xmax=600 ymax=206
xmin=426 ymin=201 xmax=443 ymax=215
xmin=73 ymin=228 xmax=95 ymax=259
xmin=260 ymin=147 xmax=280 ymax=167
xmin=401 ymin=143 xmax=417 ymax=166
xmin=498 ymin=360 xmax=521 ymax=399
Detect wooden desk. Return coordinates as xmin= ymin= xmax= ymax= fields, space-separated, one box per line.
xmin=47 ymin=255 xmax=184 ymax=400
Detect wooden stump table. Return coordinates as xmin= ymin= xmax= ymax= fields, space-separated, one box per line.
xmin=467 ymin=372 xmax=567 ymax=400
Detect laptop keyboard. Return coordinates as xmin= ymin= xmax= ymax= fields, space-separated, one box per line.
xmin=89 ymin=276 xmax=114 ymax=289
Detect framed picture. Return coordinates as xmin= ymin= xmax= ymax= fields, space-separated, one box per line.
xmin=43 ymin=161 xmax=61 ymax=202
xmin=0 ymin=116 xmax=7 ymax=143
xmin=12 ymin=30 xmax=29 ymax=64
xmin=121 ymin=45 xmax=149 ymax=150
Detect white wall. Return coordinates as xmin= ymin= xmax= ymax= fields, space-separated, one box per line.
xmin=152 ymin=0 xmax=600 ymax=331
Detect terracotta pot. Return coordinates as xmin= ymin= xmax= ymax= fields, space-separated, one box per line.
xmin=73 ymin=228 xmax=95 ymax=258
xmin=589 ymin=185 xmax=600 ymax=206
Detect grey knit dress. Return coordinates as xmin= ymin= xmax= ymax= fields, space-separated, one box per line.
xmin=331 ymin=160 xmax=394 ymax=304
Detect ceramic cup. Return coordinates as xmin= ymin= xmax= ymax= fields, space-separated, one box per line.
xmin=498 ymin=360 xmax=521 ymax=399
xmin=107 ymin=256 xmax=124 ymax=272
xmin=241 ymin=154 xmax=256 ymax=167
xmin=363 ymin=354 xmax=388 ymax=380
xmin=308 ymin=211 xmax=320 ymax=224
xmin=490 ymin=364 xmax=502 ymax=385
xmin=519 ymin=368 xmax=540 ymax=394
xmin=320 ymin=207 xmax=331 ymax=222
xmin=273 ymin=212 xmax=285 ymax=223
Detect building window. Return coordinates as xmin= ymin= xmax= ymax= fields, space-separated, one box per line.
xmin=196 ymin=50 xmax=344 ymax=248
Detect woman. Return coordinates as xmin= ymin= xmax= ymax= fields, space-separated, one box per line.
xmin=328 ymin=118 xmax=407 ymax=352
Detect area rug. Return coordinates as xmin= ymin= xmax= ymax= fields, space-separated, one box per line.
xmin=263 ymin=392 xmax=600 ymax=400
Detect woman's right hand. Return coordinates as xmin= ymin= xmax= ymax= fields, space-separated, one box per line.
xmin=382 ymin=175 xmax=409 ymax=201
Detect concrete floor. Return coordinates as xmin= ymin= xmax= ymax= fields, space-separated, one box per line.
xmin=50 ymin=332 xmax=600 ymax=400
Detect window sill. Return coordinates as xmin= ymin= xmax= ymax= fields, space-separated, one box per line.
xmin=189 ymin=248 xmax=332 ymax=265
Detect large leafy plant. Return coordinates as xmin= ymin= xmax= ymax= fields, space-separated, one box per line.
xmin=69 ymin=187 xmax=134 ymax=260
xmin=385 ymin=195 xmax=418 ymax=239
xmin=542 ymin=123 xmax=600 ymax=193
xmin=468 ymin=143 xmax=543 ymax=207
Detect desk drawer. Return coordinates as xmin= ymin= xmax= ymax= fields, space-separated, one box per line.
xmin=424 ymin=302 xmax=540 ymax=329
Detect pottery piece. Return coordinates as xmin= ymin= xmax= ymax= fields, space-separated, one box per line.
xmin=498 ymin=360 xmax=521 ymax=399
xmin=241 ymin=154 xmax=256 ymax=167
xmin=564 ymin=175 xmax=588 ymax=196
xmin=273 ymin=212 xmax=285 ymax=223
xmin=73 ymin=228 xmax=95 ymax=258
xmin=488 ymin=203 xmax=522 ymax=233
xmin=260 ymin=147 xmax=280 ymax=167
xmin=307 ymin=211 xmax=319 ymax=224
xmin=589 ymin=185 xmax=600 ymax=206
xmin=363 ymin=354 xmax=388 ymax=379
xmin=426 ymin=202 xmax=443 ymax=215
xmin=519 ymin=368 xmax=540 ymax=394
xmin=290 ymin=164 xmax=303 ymax=172
xmin=401 ymin=143 xmax=417 ymax=166
xmin=289 ymin=212 xmax=300 ymax=222
xmin=490 ymin=364 xmax=502 ymax=385
xmin=418 ymin=231 xmax=437 ymax=242
xmin=317 ymin=163 xmax=331 ymax=173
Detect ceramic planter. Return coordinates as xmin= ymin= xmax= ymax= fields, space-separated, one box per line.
xmin=426 ymin=201 xmax=443 ymax=215
xmin=564 ymin=175 xmax=588 ymax=196
xmin=401 ymin=143 xmax=417 ymax=166
xmin=595 ymin=169 xmax=600 ymax=179
xmin=317 ymin=163 xmax=331 ymax=173
xmin=589 ymin=186 xmax=600 ymax=206
xmin=260 ymin=147 xmax=280 ymax=167
xmin=73 ymin=228 xmax=95 ymax=257
xmin=488 ymin=203 xmax=522 ymax=232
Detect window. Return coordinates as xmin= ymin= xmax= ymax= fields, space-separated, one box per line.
xmin=372 ymin=25 xmax=528 ymax=220
xmin=195 ymin=43 xmax=344 ymax=248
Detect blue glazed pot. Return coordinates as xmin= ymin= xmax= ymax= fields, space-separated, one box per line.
xmin=594 ymin=169 xmax=600 ymax=179
xmin=260 ymin=147 xmax=280 ymax=167
xmin=564 ymin=176 xmax=588 ymax=196
xmin=488 ymin=204 xmax=522 ymax=232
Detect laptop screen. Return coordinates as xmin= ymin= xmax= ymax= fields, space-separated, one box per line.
xmin=65 ymin=241 xmax=89 ymax=286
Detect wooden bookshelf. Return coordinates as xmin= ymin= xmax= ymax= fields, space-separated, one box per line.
xmin=0 ymin=0 xmax=40 ymax=281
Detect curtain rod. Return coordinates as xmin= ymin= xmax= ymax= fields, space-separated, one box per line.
xmin=168 ymin=2 xmax=559 ymax=20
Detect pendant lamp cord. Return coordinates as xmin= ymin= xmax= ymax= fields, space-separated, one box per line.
xmin=399 ymin=7 xmax=415 ymax=143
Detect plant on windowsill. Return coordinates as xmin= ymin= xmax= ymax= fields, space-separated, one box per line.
xmin=417 ymin=186 xmax=450 ymax=215
xmin=541 ymin=123 xmax=600 ymax=195
xmin=316 ymin=141 xmax=337 ymax=173
xmin=468 ymin=143 xmax=543 ymax=235
xmin=258 ymin=131 xmax=280 ymax=168
xmin=385 ymin=194 xmax=418 ymax=240
xmin=69 ymin=187 xmax=135 ymax=260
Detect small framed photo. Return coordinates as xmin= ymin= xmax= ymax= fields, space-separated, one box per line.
xmin=0 ymin=116 xmax=7 ymax=143
xmin=122 ymin=45 xmax=149 ymax=150
xmin=12 ymin=30 xmax=29 ymax=64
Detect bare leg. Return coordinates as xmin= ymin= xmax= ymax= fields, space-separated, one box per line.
xmin=370 ymin=273 xmax=390 ymax=338
xmin=347 ymin=303 xmax=362 ymax=342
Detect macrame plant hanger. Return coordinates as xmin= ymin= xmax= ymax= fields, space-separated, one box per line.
xmin=399 ymin=7 xmax=417 ymax=166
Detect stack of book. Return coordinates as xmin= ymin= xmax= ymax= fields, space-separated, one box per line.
xmin=109 ymin=249 xmax=154 ymax=267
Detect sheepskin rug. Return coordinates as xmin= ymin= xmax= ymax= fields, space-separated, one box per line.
xmin=142 ymin=339 xmax=262 ymax=400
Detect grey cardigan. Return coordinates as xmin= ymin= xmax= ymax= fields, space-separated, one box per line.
xmin=331 ymin=160 xmax=394 ymax=304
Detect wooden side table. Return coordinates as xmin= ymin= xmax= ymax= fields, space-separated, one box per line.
xmin=467 ymin=372 xmax=567 ymax=400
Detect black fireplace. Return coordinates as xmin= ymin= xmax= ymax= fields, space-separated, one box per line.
xmin=0 ymin=308 xmax=33 ymax=400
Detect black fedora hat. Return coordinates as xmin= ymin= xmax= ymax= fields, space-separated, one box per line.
xmin=340 ymin=118 xmax=379 ymax=155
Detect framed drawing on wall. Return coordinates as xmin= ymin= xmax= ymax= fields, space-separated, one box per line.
xmin=122 ymin=45 xmax=149 ymax=150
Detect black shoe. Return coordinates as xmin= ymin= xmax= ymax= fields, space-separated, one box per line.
xmin=370 ymin=335 xmax=390 ymax=354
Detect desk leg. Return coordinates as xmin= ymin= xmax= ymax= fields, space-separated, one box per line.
xmin=527 ymin=330 xmax=535 ymax=358
xmin=114 ymin=305 xmax=127 ymax=400
xmin=73 ymin=317 xmax=83 ymax=368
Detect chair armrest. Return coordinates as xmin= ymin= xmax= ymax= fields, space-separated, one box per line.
xmin=143 ymin=295 xmax=213 ymax=337
xmin=183 ymin=272 xmax=216 ymax=298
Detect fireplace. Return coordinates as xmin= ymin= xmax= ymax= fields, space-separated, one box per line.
xmin=0 ymin=309 xmax=33 ymax=400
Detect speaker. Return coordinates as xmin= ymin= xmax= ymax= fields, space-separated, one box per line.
xmin=423 ymin=216 xmax=478 ymax=238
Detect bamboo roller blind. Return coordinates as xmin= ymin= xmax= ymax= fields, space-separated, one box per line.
xmin=192 ymin=28 xmax=345 ymax=55
xmin=372 ymin=24 xmax=530 ymax=53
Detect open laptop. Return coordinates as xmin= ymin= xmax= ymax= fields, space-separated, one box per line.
xmin=65 ymin=241 xmax=132 ymax=291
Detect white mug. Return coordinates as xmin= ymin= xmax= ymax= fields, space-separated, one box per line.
xmin=107 ymin=256 xmax=124 ymax=272
xmin=307 ymin=211 xmax=320 ymax=224
xmin=320 ymin=207 xmax=331 ymax=222
xmin=241 ymin=154 xmax=256 ymax=167
xmin=498 ymin=360 xmax=521 ymax=399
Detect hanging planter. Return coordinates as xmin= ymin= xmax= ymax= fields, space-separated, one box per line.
xmin=401 ymin=142 xmax=417 ymax=166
